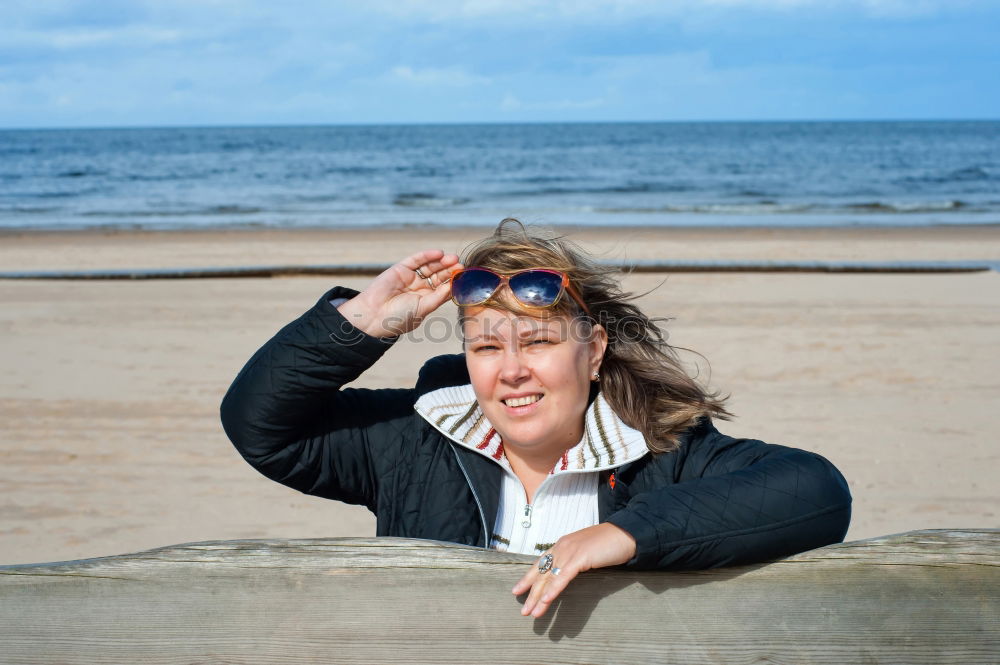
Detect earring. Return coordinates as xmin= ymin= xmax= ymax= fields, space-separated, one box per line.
xmin=592 ymin=371 xmax=600 ymax=382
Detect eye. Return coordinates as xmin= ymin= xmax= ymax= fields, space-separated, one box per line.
xmin=528 ymin=338 xmax=553 ymax=346
xmin=472 ymin=344 xmax=500 ymax=352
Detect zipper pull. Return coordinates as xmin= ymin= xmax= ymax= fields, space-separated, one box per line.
xmin=522 ymin=504 xmax=532 ymax=528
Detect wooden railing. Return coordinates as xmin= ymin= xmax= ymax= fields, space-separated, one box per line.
xmin=1 ymin=529 xmax=997 ymax=664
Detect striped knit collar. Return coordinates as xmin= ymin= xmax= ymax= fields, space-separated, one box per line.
xmin=414 ymin=384 xmax=649 ymax=473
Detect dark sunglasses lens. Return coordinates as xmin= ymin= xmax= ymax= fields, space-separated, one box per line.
xmin=508 ymin=270 xmax=563 ymax=307
xmin=452 ymin=269 xmax=501 ymax=305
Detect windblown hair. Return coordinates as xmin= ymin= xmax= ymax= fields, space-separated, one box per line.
xmin=460 ymin=218 xmax=731 ymax=454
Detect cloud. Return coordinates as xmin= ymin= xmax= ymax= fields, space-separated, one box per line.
xmin=500 ymin=92 xmax=606 ymax=112
xmin=0 ymin=0 xmax=996 ymax=126
xmin=355 ymin=0 xmax=965 ymax=22
xmin=390 ymin=66 xmax=490 ymax=87
xmin=0 ymin=25 xmax=185 ymax=50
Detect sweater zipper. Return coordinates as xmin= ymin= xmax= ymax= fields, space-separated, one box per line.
xmin=449 ymin=443 xmax=490 ymax=548
xmin=519 ymin=474 xmax=556 ymax=528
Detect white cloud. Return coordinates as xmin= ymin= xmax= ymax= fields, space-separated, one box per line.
xmin=390 ymin=66 xmax=490 ymax=87
xmin=700 ymin=0 xmax=952 ymax=17
xmin=356 ymin=0 xmax=959 ymax=21
xmin=499 ymin=91 xmax=607 ymax=113
xmin=853 ymin=0 xmax=944 ymax=17
xmin=500 ymin=93 xmax=522 ymax=111
xmin=0 ymin=25 xmax=186 ymax=50
xmin=582 ymin=50 xmax=717 ymax=85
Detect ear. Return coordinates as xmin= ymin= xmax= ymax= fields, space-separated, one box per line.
xmin=588 ymin=323 xmax=608 ymax=373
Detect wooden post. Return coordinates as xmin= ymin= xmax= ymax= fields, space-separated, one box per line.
xmin=1 ymin=529 xmax=997 ymax=664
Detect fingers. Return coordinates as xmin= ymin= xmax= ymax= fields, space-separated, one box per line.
xmin=419 ymin=262 xmax=461 ymax=288
xmin=512 ymin=552 xmax=580 ymax=619
xmin=344 ymin=249 xmax=462 ymax=338
xmin=510 ymin=525 xmax=637 ymax=620
xmin=399 ymin=249 xmax=446 ymax=272
xmin=511 ymin=569 xmax=534 ymax=596
xmin=522 ymin=565 xmax=579 ymax=618
xmin=401 ymin=250 xmax=462 ymax=295
xmin=405 ymin=255 xmax=464 ymax=321
xmin=402 ymin=251 xmax=461 ymax=282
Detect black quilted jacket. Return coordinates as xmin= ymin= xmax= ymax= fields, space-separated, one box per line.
xmin=220 ymin=287 xmax=852 ymax=569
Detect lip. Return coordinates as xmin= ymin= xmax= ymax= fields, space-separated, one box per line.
xmin=500 ymin=392 xmax=544 ymax=414
xmin=500 ymin=391 xmax=544 ymax=403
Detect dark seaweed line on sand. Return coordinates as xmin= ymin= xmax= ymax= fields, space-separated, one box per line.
xmin=0 ymin=260 xmax=997 ymax=280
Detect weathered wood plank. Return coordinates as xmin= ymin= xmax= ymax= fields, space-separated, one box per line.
xmin=1 ymin=529 xmax=997 ymax=665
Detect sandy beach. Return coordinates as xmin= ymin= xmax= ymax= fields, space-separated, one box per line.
xmin=1 ymin=224 xmax=998 ymax=566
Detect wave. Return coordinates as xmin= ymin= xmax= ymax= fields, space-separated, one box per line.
xmin=595 ymin=200 xmax=975 ymax=215
xmin=79 ymin=205 xmax=264 ymax=218
xmin=323 ymin=166 xmax=382 ymax=176
xmin=18 ymin=198 xmax=984 ymax=221
xmin=731 ymin=190 xmax=774 ymax=198
xmin=204 ymin=205 xmax=264 ymax=215
xmin=0 ymin=206 xmax=60 ymax=214
xmin=513 ymin=175 xmax=574 ymax=184
xmin=33 ymin=187 xmax=107 ymax=199
xmin=845 ymin=200 xmax=966 ymax=213
xmin=596 ymin=203 xmax=809 ymax=215
xmin=393 ymin=192 xmax=470 ymax=207
xmin=125 ymin=171 xmax=235 ymax=182
xmin=290 ymin=193 xmax=343 ymax=204
xmin=900 ymin=166 xmax=995 ymax=185
xmin=218 ymin=140 xmax=281 ymax=151
xmin=502 ymin=182 xmax=695 ymax=197
xmin=0 ymin=147 xmax=40 ymax=157
xmin=946 ymin=166 xmax=992 ymax=181
xmin=56 ymin=168 xmax=109 ymax=178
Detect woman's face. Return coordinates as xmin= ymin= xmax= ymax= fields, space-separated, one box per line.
xmin=462 ymin=306 xmax=607 ymax=457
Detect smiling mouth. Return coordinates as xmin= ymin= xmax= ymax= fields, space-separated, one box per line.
xmin=503 ymin=394 xmax=543 ymax=407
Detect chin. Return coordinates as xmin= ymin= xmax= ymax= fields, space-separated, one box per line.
xmin=497 ymin=424 xmax=557 ymax=450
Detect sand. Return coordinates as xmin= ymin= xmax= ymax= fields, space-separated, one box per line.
xmin=1 ymin=225 xmax=998 ymax=565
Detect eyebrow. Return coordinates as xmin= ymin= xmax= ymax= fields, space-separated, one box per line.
xmin=466 ymin=324 xmax=561 ymax=342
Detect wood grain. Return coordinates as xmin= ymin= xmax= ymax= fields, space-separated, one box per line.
xmin=1 ymin=529 xmax=997 ymax=665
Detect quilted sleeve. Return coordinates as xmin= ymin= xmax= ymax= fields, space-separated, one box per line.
xmin=219 ymin=287 xmax=415 ymax=511
xmin=604 ymin=420 xmax=852 ymax=570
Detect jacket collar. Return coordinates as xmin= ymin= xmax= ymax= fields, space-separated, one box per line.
xmin=414 ymin=384 xmax=649 ymax=474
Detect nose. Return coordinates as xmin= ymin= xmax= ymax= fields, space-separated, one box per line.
xmin=498 ymin=347 xmax=531 ymax=385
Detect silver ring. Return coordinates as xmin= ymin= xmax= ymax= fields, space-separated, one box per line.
xmin=551 ymin=567 xmax=562 ymax=576
xmin=537 ymin=553 xmax=554 ymax=574
xmin=414 ymin=268 xmax=435 ymax=288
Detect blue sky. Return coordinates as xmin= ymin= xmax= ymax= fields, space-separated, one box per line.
xmin=1 ymin=0 xmax=998 ymax=128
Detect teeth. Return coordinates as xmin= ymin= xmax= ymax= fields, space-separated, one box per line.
xmin=504 ymin=394 xmax=542 ymax=407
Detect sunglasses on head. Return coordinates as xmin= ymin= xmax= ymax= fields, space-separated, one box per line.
xmin=450 ymin=267 xmax=591 ymax=317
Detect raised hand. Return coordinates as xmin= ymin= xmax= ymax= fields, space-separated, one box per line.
xmin=512 ymin=522 xmax=637 ymax=619
xmin=337 ymin=249 xmax=463 ymax=339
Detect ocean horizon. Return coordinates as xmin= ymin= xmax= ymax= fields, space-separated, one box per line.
xmin=2 ymin=120 xmax=998 ymax=231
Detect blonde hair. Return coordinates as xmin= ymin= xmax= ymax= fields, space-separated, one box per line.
xmin=459 ymin=218 xmax=731 ymax=454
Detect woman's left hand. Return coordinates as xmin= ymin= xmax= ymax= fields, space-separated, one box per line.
xmin=512 ymin=522 xmax=637 ymax=618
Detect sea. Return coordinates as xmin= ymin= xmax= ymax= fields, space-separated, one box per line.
xmin=1 ymin=121 xmax=998 ymax=231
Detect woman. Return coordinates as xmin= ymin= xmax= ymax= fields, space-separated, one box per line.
xmin=221 ymin=219 xmax=851 ymax=619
